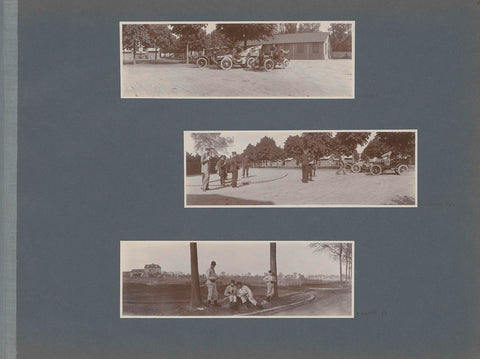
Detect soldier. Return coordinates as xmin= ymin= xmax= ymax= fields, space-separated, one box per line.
xmin=263 ymin=270 xmax=277 ymax=301
xmin=242 ymin=156 xmax=250 ymax=178
xmin=336 ymin=153 xmax=347 ymax=175
xmin=300 ymin=151 xmax=310 ymax=183
xmin=236 ymin=282 xmax=262 ymax=308
xmin=308 ymin=151 xmax=315 ymax=181
xmin=229 ymin=152 xmax=239 ymax=188
xmin=201 ymin=148 xmax=212 ymax=192
xmin=206 ymin=261 xmax=219 ymax=306
xmin=216 ymin=155 xmax=228 ymax=187
xmin=224 ymin=280 xmax=238 ymax=308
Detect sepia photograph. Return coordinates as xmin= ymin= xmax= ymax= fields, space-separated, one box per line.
xmin=184 ymin=130 xmax=417 ymax=207
xmin=121 ymin=241 xmax=354 ymax=318
xmin=120 ymin=21 xmax=354 ymax=98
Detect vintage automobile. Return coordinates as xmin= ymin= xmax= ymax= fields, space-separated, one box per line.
xmin=195 ymin=46 xmax=258 ymax=70
xmin=369 ymin=151 xmax=410 ymax=175
xmin=249 ymin=45 xmax=290 ymax=71
xmin=350 ymin=161 xmax=370 ymax=173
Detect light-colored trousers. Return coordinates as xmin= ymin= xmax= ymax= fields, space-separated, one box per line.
xmin=267 ymin=283 xmax=275 ymax=297
xmin=227 ymin=295 xmax=237 ymax=303
xmin=239 ymin=294 xmax=257 ymax=306
xmin=201 ymin=172 xmax=210 ymax=191
xmin=206 ymin=281 xmax=218 ymax=301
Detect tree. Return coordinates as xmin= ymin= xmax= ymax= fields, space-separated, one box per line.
xmin=362 ymin=132 xmax=415 ymax=160
xmin=270 ymin=243 xmax=279 ymax=300
xmin=255 ymin=136 xmax=283 ymax=166
xmin=146 ymin=24 xmax=174 ymax=61
xmin=191 ymin=133 xmax=234 ymax=156
xmin=333 ymin=132 xmax=371 ymax=155
xmin=122 ymin=24 xmax=150 ymax=65
xmin=171 ymin=24 xmax=207 ymax=64
xmin=309 ymin=242 xmax=350 ymax=286
xmin=190 ymin=242 xmax=202 ymax=306
xmin=276 ymin=23 xmax=298 ymax=34
xmin=216 ymin=24 xmax=276 ymax=47
xmin=329 ymin=23 xmax=352 ymax=52
xmin=205 ymin=29 xmax=232 ymax=49
xmin=298 ymin=23 xmax=321 ymax=32
xmin=284 ymin=135 xmax=305 ymax=163
xmin=242 ymin=143 xmax=258 ymax=165
xmin=301 ymin=132 xmax=334 ymax=159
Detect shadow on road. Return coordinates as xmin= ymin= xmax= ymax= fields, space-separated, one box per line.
xmin=187 ymin=194 xmax=274 ymax=206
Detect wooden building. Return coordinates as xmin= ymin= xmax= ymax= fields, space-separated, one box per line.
xmin=246 ymin=32 xmax=332 ymax=60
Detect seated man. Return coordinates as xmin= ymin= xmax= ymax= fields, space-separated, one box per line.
xmin=224 ymin=280 xmax=237 ymax=308
xmin=236 ymin=282 xmax=262 ymax=309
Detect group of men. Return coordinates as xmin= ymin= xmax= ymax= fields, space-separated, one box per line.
xmin=300 ymin=150 xmax=317 ymax=183
xmin=201 ymin=148 xmax=250 ymax=192
xmin=205 ymin=261 xmax=277 ymax=310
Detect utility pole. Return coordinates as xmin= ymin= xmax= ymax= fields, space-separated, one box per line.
xmin=190 ymin=242 xmax=202 ymax=306
xmin=270 ymin=242 xmax=279 ymax=299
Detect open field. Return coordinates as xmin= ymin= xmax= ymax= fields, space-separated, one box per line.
xmin=185 ymin=167 xmax=416 ymax=206
xmin=121 ymin=60 xmax=353 ymax=98
xmin=122 ymin=280 xmax=351 ymax=317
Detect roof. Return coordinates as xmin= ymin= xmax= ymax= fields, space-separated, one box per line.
xmin=246 ymin=32 xmax=330 ymax=45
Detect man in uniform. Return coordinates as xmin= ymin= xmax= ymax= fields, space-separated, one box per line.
xmin=236 ymin=282 xmax=262 ymax=308
xmin=201 ymin=148 xmax=212 ymax=191
xmin=242 ymin=156 xmax=250 ymax=178
xmin=336 ymin=153 xmax=347 ymax=175
xmin=229 ymin=152 xmax=239 ymax=188
xmin=216 ymin=155 xmax=228 ymax=187
xmin=224 ymin=280 xmax=238 ymax=308
xmin=263 ymin=270 xmax=277 ymax=301
xmin=300 ymin=150 xmax=310 ymax=183
xmin=206 ymin=261 xmax=219 ymax=306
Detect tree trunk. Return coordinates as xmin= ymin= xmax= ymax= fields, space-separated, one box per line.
xmin=270 ymin=243 xmax=279 ymax=299
xmin=186 ymin=42 xmax=189 ymax=64
xmin=133 ymin=40 xmax=136 ymax=65
xmin=155 ymin=47 xmax=158 ymax=62
xmin=339 ymin=245 xmax=343 ymax=286
xmin=190 ymin=242 xmax=202 ymax=306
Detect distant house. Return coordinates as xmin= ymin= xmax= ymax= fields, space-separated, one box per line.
xmin=283 ymin=157 xmax=298 ymax=168
xmin=246 ymin=32 xmax=332 ymax=60
xmin=144 ymin=264 xmax=162 ymax=276
xmin=129 ymin=263 xmax=162 ymax=278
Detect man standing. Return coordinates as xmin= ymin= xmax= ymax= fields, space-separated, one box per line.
xmin=336 ymin=153 xmax=347 ymax=175
xmin=216 ymin=155 xmax=228 ymax=187
xmin=242 ymin=156 xmax=250 ymax=178
xmin=263 ymin=270 xmax=277 ymax=301
xmin=206 ymin=261 xmax=218 ymax=306
xmin=300 ymin=151 xmax=309 ymax=183
xmin=201 ymin=148 xmax=212 ymax=191
xmin=229 ymin=152 xmax=239 ymax=188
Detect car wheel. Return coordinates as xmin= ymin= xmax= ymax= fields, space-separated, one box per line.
xmin=370 ymin=164 xmax=382 ymax=175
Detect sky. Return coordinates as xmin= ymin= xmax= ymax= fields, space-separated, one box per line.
xmin=121 ymin=241 xmax=350 ymax=276
xmin=184 ymin=131 xmax=376 ymax=156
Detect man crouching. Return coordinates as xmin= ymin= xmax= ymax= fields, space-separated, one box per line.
xmin=236 ymin=282 xmax=262 ymax=309
xmin=224 ymin=280 xmax=238 ymax=309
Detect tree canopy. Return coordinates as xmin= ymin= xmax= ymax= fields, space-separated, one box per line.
xmin=363 ymin=132 xmax=415 ymax=159
xmin=216 ymin=24 xmax=276 ymax=47
xmin=191 ymin=133 xmax=234 ymax=156
xmin=329 ymin=23 xmax=352 ymax=52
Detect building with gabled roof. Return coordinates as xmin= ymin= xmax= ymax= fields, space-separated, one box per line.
xmin=245 ymin=32 xmax=332 ymax=60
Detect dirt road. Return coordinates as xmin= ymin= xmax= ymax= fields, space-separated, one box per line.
xmin=121 ymin=60 xmax=353 ymax=98
xmin=185 ymin=167 xmax=416 ymax=206
xmin=267 ymin=287 xmax=352 ymax=316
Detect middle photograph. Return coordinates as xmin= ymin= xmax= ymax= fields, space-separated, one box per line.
xmin=184 ymin=130 xmax=418 ymax=208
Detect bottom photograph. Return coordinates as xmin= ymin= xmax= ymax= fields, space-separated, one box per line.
xmin=120 ymin=241 xmax=354 ymax=318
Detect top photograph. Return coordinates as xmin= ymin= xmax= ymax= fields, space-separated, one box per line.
xmin=120 ymin=21 xmax=355 ymax=99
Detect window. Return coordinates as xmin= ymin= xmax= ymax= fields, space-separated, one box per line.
xmin=297 ymin=43 xmax=304 ymax=53
xmin=312 ymin=43 xmax=319 ymax=53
